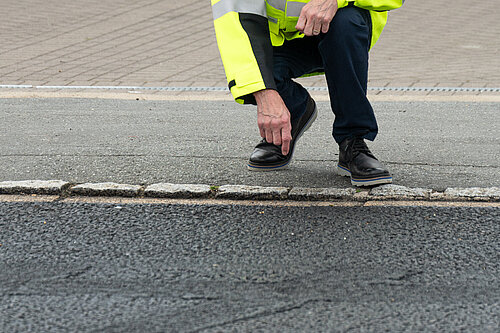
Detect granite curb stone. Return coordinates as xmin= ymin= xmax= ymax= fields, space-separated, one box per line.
xmin=0 ymin=180 xmax=499 ymax=202
xmin=71 ymin=182 xmax=142 ymax=197
xmin=216 ymin=185 xmax=290 ymax=200
xmin=443 ymin=187 xmax=500 ymax=200
xmin=0 ymin=180 xmax=70 ymax=195
xmin=369 ymin=184 xmax=432 ymax=200
xmin=288 ymin=187 xmax=356 ymax=201
xmin=144 ymin=183 xmax=212 ymax=198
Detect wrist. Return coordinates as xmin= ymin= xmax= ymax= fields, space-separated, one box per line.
xmin=253 ymin=89 xmax=280 ymax=105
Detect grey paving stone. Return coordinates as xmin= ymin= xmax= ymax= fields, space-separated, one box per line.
xmin=216 ymin=185 xmax=289 ymax=200
xmin=288 ymin=187 xmax=356 ymax=201
xmin=369 ymin=184 xmax=432 ymax=200
xmin=144 ymin=183 xmax=212 ymax=198
xmin=443 ymin=187 xmax=500 ymax=201
xmin=0 ymin=180 xmax=70 ymax=195
xmin=70 ymin=182 xmax=142 ymax=197
xmin=0 ymin=0 xmax=498 ymax=90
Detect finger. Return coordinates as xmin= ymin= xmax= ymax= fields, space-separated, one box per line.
xmin=259 ymin=127 xmax=265 ymax=139
xmin=281 ymin=141 xmax=290 ymax=156
xmin=312 ymin=20 xmax=322 ymax=35
xmin=281 ymin=133 xmax=291 ymax=155
xmin=264 ymin=126 xmax=273 ymax=144
xmin=280 ymin=121 xmax=292 ymax=155
xmin=321 ymin=12 xmax=336 ymax=33
xmin=321 ymin=22 xmax=329 ymax=34
xmin=272 ymin=129 xmax=282 ymax=147
xmin=257 ymin=119 xmax=265 ymax=138
xmin=295 ymin=14 xmax=306 ymax=32
xmin=303 ymin=17 xmax=315 ymax=36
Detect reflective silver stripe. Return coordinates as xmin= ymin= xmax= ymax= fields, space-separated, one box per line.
xmin=268 ymin=16 xmax=278 ymax=23
xmin=212 ymin=0 xmax=267 ymax=20
xmin=286 ymin=1 xmax=305 ymax=17
xmin=267 ymin=0 xmax=286 ymax=11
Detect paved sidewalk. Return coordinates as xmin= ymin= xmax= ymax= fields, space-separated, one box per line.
xmin=0 ymin=0 xmax=498 ymax=93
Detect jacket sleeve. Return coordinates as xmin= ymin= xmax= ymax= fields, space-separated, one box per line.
xmin=212 ymin=0 xmax=276 ymax=104
xmin=338 ymin=0 xmax=404 ymax=11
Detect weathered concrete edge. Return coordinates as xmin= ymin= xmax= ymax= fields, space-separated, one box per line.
xmin=0 ymin=181 xmax=499 ymax=202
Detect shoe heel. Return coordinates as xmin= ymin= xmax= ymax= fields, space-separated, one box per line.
xmin=294 ymin=105 xmax=318 ymax=143
xmin=336 ymin=165 xmax=351 ymax=177
xmin=302 ymin=106 xmax=318 ymax=134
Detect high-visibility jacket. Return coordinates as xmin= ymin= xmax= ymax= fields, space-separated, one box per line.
xmin=212 ymin=0 xmax=404 ymax=104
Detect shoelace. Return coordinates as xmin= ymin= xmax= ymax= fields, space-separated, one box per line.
xmin=351 ymin=138 xmax=373 ymax=157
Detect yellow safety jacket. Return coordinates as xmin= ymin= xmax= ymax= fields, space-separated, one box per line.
xmin=212 ymin=0 xmax=404 ymax=104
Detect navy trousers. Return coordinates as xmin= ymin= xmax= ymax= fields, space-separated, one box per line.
xmin=273 ymin=6 xmax=377 ymax=144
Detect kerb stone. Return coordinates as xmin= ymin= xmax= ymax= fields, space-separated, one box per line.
xmin=144 ymin=183 xmax=212 ymax=198
xmin=289 ymin=187 xmax=356 ymax=201
xmin=369 ymin=184 xmax=431 ymax=200
xmin=0 ymin=180 xmax=70 ymax=195
xmin=443 ymin=187 xmax=500 ymax=201
xmin=216 ymin=185 xmax=289 ymax=200
xmin=71 ymin=183 xmax=142 ymax=197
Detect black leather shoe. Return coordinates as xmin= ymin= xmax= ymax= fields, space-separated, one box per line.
xmin=337 ymin=137 xmax=392 ymax=186
xmin=248 ymin=96 xmax=318 ymax=171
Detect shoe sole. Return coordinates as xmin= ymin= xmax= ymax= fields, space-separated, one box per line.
xmin=247 ymin=106 xmax=318 ymax=171
xmin=337 ymin=164 xmax=393 ymax=187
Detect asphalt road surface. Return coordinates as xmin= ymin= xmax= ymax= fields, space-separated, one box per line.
xmin=1 ymin=98 xmax=499 ymax=189
xmin=1 ymin=200 xmax=498 ymax=332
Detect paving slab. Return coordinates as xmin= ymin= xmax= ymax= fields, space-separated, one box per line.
xmin=0 ymin=0 xmax=498 ymax=90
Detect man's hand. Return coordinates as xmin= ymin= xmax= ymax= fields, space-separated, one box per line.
xmin=295 ymin=0 xmax=338 ymax=36
xmin=254 ymin=89 xmax=292 ymax=155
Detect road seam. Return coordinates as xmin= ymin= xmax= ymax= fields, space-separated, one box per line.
xmin=0 ymin=180 xmax=499 ymax=202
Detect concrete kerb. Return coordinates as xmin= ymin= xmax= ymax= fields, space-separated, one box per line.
xmin=0 ymin=180 xmax=71 ymax=195
xmin=144 ymin=183 xmax=212 ymax=199
xmin=71 ymin=182 xmax=143 ymax=198
xmin=0 ymin=181 xmax=499 ymax=202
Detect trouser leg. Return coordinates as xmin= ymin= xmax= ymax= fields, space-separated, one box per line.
xmin=272 ymin=37 xmax=323 ymax=122
xmin=318 ymin=6 xmax=378 ymax=144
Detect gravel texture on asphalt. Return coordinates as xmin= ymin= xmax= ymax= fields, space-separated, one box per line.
xmin=1 ymin=202 xmax=498 ymax=332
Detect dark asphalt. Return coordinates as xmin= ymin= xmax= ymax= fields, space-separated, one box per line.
xmin=1 ymin=201 xmax=499 ymax=332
